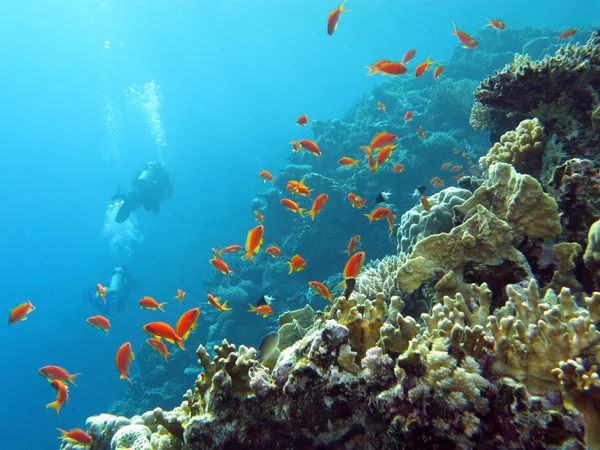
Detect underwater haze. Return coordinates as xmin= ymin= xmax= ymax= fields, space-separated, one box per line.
xmin=1 ymin=0 xmax=599 ymax=449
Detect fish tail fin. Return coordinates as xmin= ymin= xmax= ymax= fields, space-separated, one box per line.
xmin=241 ymin=251 xmax=254 ymax=263
xmin=46 ymin=401 xmax=61 ymax=414
xmin=174 ymin=336 xmax=186 ymax=350
xmin=307 ymin=209 xmax=317 ymax=221
xmin=56 ymin=429 xmax=68 ymax=440
xmin=247 ymin=304 xmax=256 ymax=312
xmin=121 ymin=374 xmax=133 ymax=386
xmin=158 ymin=302 xmax=167 ymax=312
xmin=339 ymin=0 xmax=350 ymax=12
xmin=360 ymin=145 xmax=372 ymax=155
xmin=221 ymin=301 xmax=232 ymax=311
xmin=287 ymin=262 xmax=293 ymax=275
xmin=327 ymin=293 xmax=334 ymax=302
xmin=486 ymin=18 xmax=493 ymax=26
xmin=164 ymin=351 xmax=172 ymax=362
xmin=67 ymin=373 xmax=81 ymax=386
xmin=451 ymin=22 xmax=458 ymax=35
xmin=364 ymin=213 xmax=374 ymax=223
xmin=426 ymin=54 xmax=435 ymax=65
xmin=298 ymin=208 xmax=306 ymax=216
xmin=353 ymin=160 xmax=360 ymax=167
xmin=334 ymin=280 xmax=346 ymax=290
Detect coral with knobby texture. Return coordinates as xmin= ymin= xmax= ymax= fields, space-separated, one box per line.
xmin=396 ymin=187 xmax=473 ymax=259
xmin=355 ymin=255 xmax=403 ymax=299
xmin=110 ymin=424 xmax=153 ymax=450
xmin=478 ymin=118 xmax=545 ymax=177
xmin=544 ymin=242 xmax=583 ymax=295
xmin=584 ymin=218 xmax=600 ymax=285
xmin=549 ymin=158 xmax=600 ymax=248
xmin=475 ymin=31 xmax=600 ymax=166
xmin=454 ymin=162 xmax=562 ymax=245
xmin=397 ymin=204 xmax=531 ymax=292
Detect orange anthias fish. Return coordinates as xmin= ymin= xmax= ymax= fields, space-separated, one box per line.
xmin=361 ymin=131 xmax=398 ymax=154
xmin=307 ymin=194 xmax=328 ymax=221
xmin=451 ymin=172 xmax=466 ymax=181
xmin=433 ymin=65 xmax=444 ymax=80
xmin=309 ymin=281 xmax=334 ymax=302
xmin=287 ymin=178 xmax=313 ymax=198
xmin=404 ymin=110 xmax=413 ymax=125
xmin=386 ymin=213 xmax=395 ymax=236
xmin=39 ymin=366 xmax=81 ymax=386
xmin=392 ymin=163 xmax=404 ymax=173
xmin=220 ymin=244 xmax=242 ymax=254
xmin=364 ymin=207 xmax=392 ymax=223
xmin=415 ymin=55 xmax=436 ymax=77
xmin=254 ymin=210 xmax=264 ymax=222
xmin=453 ymin=147 xmax=459 ymax=154
xmin=338 ymin=157 xmax=360 ymax=167
xmin=138 ymin=296 xmax=167 ymax=312
xmin=430 ymin=176 xmax=444 ymax=187
xmin=486 ymin=19 xmax=505 ymax=30
xmin=347 ymin=192 xmax=367 ymax=209
xmin=452 ymin=22 xmax=478 ymax=49
xmin=296 ymin=114 xmax=308 ymax=126
xmin=343 ymin=251 xmax=366 ymax=279
xmin=377 ymin=101 xmax=387 ymax=113
xmin=142 ymin=322 xmax=185 ymax=350
xmin=441 ymin=162 xmax=452 ymax=170
xmin=173 ymin=288 xmax=186 ymax=303
xmin=56 ymin=429 xmax=93 ymax=446
xmin=417 ymin=126 xmax=427 ymax=141
xmin=421 ymin=196 xmax=432 ymax=213
xmin=345 ymin=235 xmax=361 ymax=255
xmin=241 ymin=224 xmax=264 ymax=262
xmin=46 ymin=380 xmax=69 ymax=414
xmin=364 ymin=59 xmax=391 ymax=75
xmin=248 ymin=303 xmax=273 ymax=318
xmin=207 ymin=293 xmax=232 ymax=311
xmin=281 ymin=198 xmax=305 ymax=215
xmin=376 ymin=144 xmax=395 ymax=166
xmin=212 ymin=248 xmax=223 ymax=260
xmin=290 ymin=140 xmax=301 ymax=152
xmin=450 ymin=164 xmax=463 ymax=172
xmin=265 ymin=245 xmax=281 ymax=257
xmin=175 ymin=308 xmax=200 ymax=340
xmin=557 ymin=29 xmax=577 ymax=40
xmin=367 ymin=152 xmax=378 ymax=174
xmin=86 ymin=315 xmax=110 ymax=333
xmin=115 ymin=342 xmax=135 ymax=386
xmin=287 ymin=254 xmax=306 ymax=274
xmin=8 ymin=300 xmax=35 ymax=324
xmin=402 ymin=49 xmax=416 ymax=64
xmin=327 ymin=0 xmax=349 ymax=36
xmin=95 ymin=283 xmax=108 ymax=303
xmin=299 ymin=139 xmax=321 ymax=157
xmin=146 ymin=338 xmax=172 ymax=362
xmin=210 ymin=258 xmax=233 ymax=276
xmin=258 ymin=170 xmax=274 ymax=183
xmin=374 ymin=61 xmax=408 ymax=76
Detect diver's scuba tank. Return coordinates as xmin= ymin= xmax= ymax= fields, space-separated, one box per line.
xmin=134 ymin=162 xmax=160 ymax=190
xmin=108 ymin=266 xmax=126 ymax=294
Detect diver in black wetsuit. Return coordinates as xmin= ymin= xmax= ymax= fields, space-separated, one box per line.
xmin=112 ymin=162 xmax=173 ymax=223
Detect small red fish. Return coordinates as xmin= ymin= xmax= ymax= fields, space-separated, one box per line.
xmin=39 ymin=366 xmax=81 ymax=386
xmin=417 ymin=126 xmax=427 ymax=141
xmin=299 ymin=139 xmax=321 ymax=157
xmin=557 ymin=29 xmax=577 ymax=41
xmin=258 ymin=170 xmax=274 ymax=183
xmin=392 ymin=163 xmax=404 ymax=173
xmin=175 ymin=308 xmax=200 ymax=340
xmin=287 ymin=254 xmax=306 ymax=274
xmin=486 ymin=19 xmax=505 ymax=30
xmin=146 ymin=338 xmax=172 ymax=362
xmin=210 ymin=258 xmax=233 ymax=276
xmin=367 ymin=152 xmax=378 ymax=174
xmin=343 ymin=251 xmax=365 ymax=279
xmin=374 ymin=61 xmax=408 ymax=76
xmin=115 ymin=342 xmax=135 ymax=386
xmin=296 ymin=114 xmax=308 ymax=126
xmin=451 ymin=172 xmax=466 ymax=181
xmin=364 ymin=59 xmax=391 ymax=75
xmin=248 ymin=303 xmax=273 ymax=318
xmin=450 ymin=164 xmax=463 ymax=172
xmin=265 ymin=245 xmax=281 ymax=257
xmin=451 ymin=22 xmax=478 ymax=49
xmin=138 ymin=296 xmax=167 ymax=312
xmin=212 ymin=248 xmax=222 ymax=260
xmin=327 ymin=0 xmax=349 ymax=36
xmin=420 ymin=196 xmax=432 ymax=213
xmin=254 ymin=210 xmax=264 ymax=222
xmin=56 ymin=428 xmax=93 ymax=446
xmin=46 ymin=380 xmax=69 ymax=414
xmin=173 ymin=288 xmax=186 ymax=303
xmin=386 ymin=212 xmax=395 ymax=236
xmin=95 ymin=283 xmax=108 ymax=303
xmin=86 ymin=315 xmax=110 ymax=333
xmin=309 ymin=281 xmax=334 ymax=302
xmin=307 ymin=194 xmax=328 ymax=221
xmin=8 ymin=300 xmax=35 ymax=324
xmin=207 ymin=293 xmax=232 ymax=311
xmin=241 ymin=224 xmax=264 ymax=262
xmin=142 ymin=322 xmax=185 ymax=350
xmin=441 ymin=162 xmax=452 ymax=170
xmin=347 ymin=192 xmax=367 ymax=209
xmin=338 ymin=157 xmax=360 ymax=167
xmin=404 ymin=110 xmax=413 ymax=125
xmin=290 ymin=140 xmax=301 ymax=152
xmin=433 ymin=65 xmax=444 ymax=80
xmin=402 ymin=49 xmax=416 ymax=64
xmin=415 ymin=55 xmax=435 ymax=77
xmin=462 ymin=152 xmax=469 ymax=158
xmin=430 ymin=176 xmax=444 ymax=187
xmin=345 ymin=235 xmax=361 ymax=255
xmin=361 ymin=131 xmax=398 ymax=154
xmin=281 ymin=198 xmax=305 ymax=215
xmin=376 ymin=144 xmax=395 ymax=166
xmin=364 ymin=207 xmax=392 ymax=223
xmin=220 ymin=244 xmax=242 ymax=254
xmin=377 ymin=101 xmax=387 ymax=114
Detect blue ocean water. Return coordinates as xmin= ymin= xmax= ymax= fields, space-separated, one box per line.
xmin=1 ymin=0 xmax=598 ymax=448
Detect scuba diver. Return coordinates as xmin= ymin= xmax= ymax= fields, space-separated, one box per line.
xmin=83 ymin=266 xmax=137 ymax=315
xmin=112 ymin=162 xmax=173 ymax=223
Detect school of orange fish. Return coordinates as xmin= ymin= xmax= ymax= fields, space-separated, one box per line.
xmin=7 ymin=2 xmax=580 ymax=446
